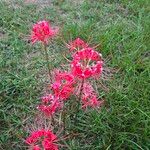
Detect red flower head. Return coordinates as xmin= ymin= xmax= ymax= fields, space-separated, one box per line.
xmin=51 ymin=70 xmax=75 ymax=100
xmin=82 ymin=94 xmax=104 ymax=109
xmin=67 ymin=38 xmax=88 ymax=51
xmin=71 ymin=48 xmax=103 ymax=79
xmin=31 ymin=20 xmax=58 ymax=44
xmin=25 ymin=129 xmax=58 ymax=150
xmin=37 ymin=94 xmax=62 ymax=116
xmin=81 ymin=82 xmax=104 ymax=109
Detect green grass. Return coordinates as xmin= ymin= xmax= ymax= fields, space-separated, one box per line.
xmin=0 ymin=0 xmax=150 ymax=149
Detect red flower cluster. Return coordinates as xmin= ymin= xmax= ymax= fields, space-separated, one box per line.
xmin=37 ymin=70 xmax=75 ymax=116
xmin=37 ymin=94 xmax=62 ymax=116
xmin=75 ymin=82 xmax=103 ymax=109
xmin=81 ymin=82 xmax=104 ymax=109
xmin=26 ymin=22 xmax=105 ymax=150
xmin=71 ymin=47 xmax=103 ymax=79
xmin=51 ymin=70 xmax=75 ymax=100
xmin=37 ymin=38 xmax=103 ymax=116
xmin=25 ymin=129 xmax=58 ymax=150
xmin=68 ymin=38 xmax=104 ymax=109
xmin=31 ymin=20 xmax=58 ymax=44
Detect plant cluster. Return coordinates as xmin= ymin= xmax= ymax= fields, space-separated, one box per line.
xmin=25 ymin=20 xmax=104 ymax=150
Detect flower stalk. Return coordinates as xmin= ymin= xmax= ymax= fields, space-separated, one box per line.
xmin=75 ymin=78 xmax=84 ymax=122
xmin=43 ymin=43 xmax=52 ymax=83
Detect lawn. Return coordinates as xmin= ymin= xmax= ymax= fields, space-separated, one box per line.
xmin=0 ymin=0 xmax=150 ymax=149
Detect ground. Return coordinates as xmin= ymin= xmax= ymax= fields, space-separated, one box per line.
xmin=0 ymin=0 xmax=150 ymax=149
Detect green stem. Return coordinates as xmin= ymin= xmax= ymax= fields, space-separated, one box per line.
xmin=62 ymin=107 xmax=66 ymax=134
xmin=43 ymin=43 xmax=52 ymax=83
xmin=75 ymin=79 xmax=84 ymax=123
xmin=79 ymin=79 xmax=84 ymax=103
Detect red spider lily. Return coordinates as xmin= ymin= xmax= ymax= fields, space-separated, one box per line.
xmin=67 ymin=37 xmax=88 ymax=51
xmin=81 ymin=82 xmax=104 ymax=109
xmin=75 ymin=81 xmax=94 ymax=96
xmin=37 ymin=94 xmax=62 ymax=116
xmin=82 ymin=82 xmax=95 ymax=97
xmin=82 ymin=94 xmax=104 ymax=109
xmin=75 ymin=82 xmax=104 ymax=109
xmin=51 ymin=70 xmax=75 ymax=100
xmin=71 ymin=48 xmax=103 ymax=79
xmin=25 ymin=129 xmax=58 ymax=150
xmin=31 ymin=20 xmax=58 ymax=44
